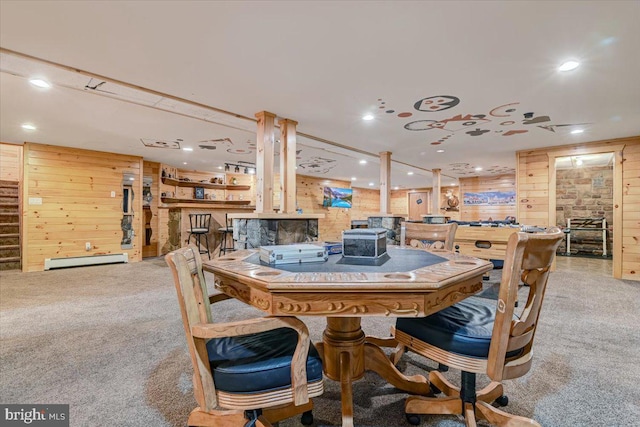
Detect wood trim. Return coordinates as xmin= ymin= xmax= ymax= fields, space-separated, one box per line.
xmin=21 ymin=143 xmax=30 ymax=272
xmin=516 ymin=137 xmax=632 ymax=156
xmin=613 ymin=148 xmax=624 ymax=278
xmin=515 ymin=152 xmax=521 ymax=221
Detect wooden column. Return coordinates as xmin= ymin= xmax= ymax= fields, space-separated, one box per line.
xmin=255 ymin=111 xmax=276 ymax=213
xmin=278 ymin=118 xmax=298 ymax=213
xmin=380 ymin=151 xmax=391 ymax=214
xmin=432 ymin=168 xmax=441 ymax=215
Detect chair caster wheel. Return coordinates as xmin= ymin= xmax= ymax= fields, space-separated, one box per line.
xmin=429 ymin=383 xmax=441 ymax=395
xmin=300 ymin=410 xmax=313 ymax=425
xmin=495 ymin=395 xmax=509 ymax=407
xmin=406 ymin=413 xmax=421 ymax=425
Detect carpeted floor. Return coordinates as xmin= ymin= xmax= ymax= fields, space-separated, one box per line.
xmin=0 ymin=257 xmax=638 ymax=426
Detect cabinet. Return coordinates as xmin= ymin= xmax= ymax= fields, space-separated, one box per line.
xmin=160 ymin=165 xmax=254 ymax=205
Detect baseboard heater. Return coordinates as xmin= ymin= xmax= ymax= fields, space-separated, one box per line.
xmin=44 ymin=253 xmax=129 ymax=270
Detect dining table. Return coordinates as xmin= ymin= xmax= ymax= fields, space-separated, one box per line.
xmin=203 ymin=245 xmax=493 ymax=427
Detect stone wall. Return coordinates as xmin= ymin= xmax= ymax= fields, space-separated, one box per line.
xmin=556 ymin=165 xmax=613 ymax=256
xmin=368 ymin=216 xmax=404 ymax=245
xmin=233 ymin=218 xmax=319 ymax=249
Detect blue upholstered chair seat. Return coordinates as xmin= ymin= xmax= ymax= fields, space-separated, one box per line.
xmin=396 ymin=296 xmax=521 ymax=359
xmin=206 ymin=327 xmax=323 ymax=394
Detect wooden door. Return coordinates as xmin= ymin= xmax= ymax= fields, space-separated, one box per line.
xmin=408 ymin=192 xmax=430 ymax=221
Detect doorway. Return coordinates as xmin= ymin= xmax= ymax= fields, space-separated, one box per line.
xmin=555 ymin=153 xmax=614 ymax=258
xmin=548 ymin=147 xmax=623 ymax=278
xmin=408 ymin=191 xmax=430 ymax=221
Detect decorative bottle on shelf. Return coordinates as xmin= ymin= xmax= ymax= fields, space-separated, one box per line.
xmin=231 ymin=177 xmax=238 ymax=185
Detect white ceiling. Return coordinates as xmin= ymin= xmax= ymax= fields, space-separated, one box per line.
xmin=1 ymin=1 xmax=639 ymax=189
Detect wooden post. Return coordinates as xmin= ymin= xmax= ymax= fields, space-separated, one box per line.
xmin=278 ymin=118 xmax=298 ymax=214
xmin=255 ymin=111 xmax=276 ymax=213
xmin=432 ymin=168 xmax=441 ymax=215
xmin=380 ymin=151 xmax=391 ymax=214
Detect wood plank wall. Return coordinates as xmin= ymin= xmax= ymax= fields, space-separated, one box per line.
xmin=351 ymin=188 xmax=381 ymax=220
xmin=391 ymin=190 xmax=409 ymax=216
xmin=517 ymin=136 xmax=639 ymax=280
xmin=1 ymin=143 xmax=23 ymax=181
xmin=459 ymin=174 xmax=516 ymax=221
xmin=296 ymin=175 xmax=350 ymax=241
xmin=22 ymin=143 xmax=143 ymax=271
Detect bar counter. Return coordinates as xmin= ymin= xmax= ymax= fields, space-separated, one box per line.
xmin=158 ymin=203 xmax=255 ymax=256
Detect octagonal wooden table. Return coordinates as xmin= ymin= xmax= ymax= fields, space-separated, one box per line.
xmin=203 ymin=246 xmax=493 ymax=427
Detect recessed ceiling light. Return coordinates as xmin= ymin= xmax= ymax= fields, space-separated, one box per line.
xmin=571 ymin=129 xmax=584 ymax=134
xmin=559 ymin=60 xmax=580 ymax=72
xmin=451 ymin=183 xmax=457 ymax=186
xmin=351 ymin=177 xmax=356 ymax=181
xmin=359 ymin=160 xmax=367 ymax=164
xmin=182 ymin=147 xmax=193 ymax=151
xmin=183 ymin=162 xmax=188 ymax=165
xmin=436 ymin=149 xmax=445 ymax=153
xmin=368 ymin=182 xmax=374 ymax=186
xmin=407 ymin=171 xmax=414 ymax=175
xmin=475 ymin=167 xmax=483 ymax=171
xmin=217 ymin=166 xmax=223 ymax=170
xmin=394 ymin=186 xmax=399 ymax=190
xmin=29 ymin=79 xmax=51 ymax=88
xmin=362 ymin=114 xmax=374 ymax=121
xmin=21 ymin=123 xmax=36 ymax=130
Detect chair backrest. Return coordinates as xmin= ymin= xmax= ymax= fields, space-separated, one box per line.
xmin=189 ymin=213 xmax=211 ymax=231
xmin=401 ymin=222 xmax=458 ymax=251
xmin=165 ymin=245 xmax=217 ymax=409
xmin=487 ymin=227 xmax=563 ymax=382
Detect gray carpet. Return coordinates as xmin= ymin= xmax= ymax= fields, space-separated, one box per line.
xmin=0 ymin=258 xmax=638 ymax=427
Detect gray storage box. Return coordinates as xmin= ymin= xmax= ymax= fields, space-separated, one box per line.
xmin=342 ymin=228 xmax=388 ymax=259
xmin=259 ymin=244 xmax=328 ymax=265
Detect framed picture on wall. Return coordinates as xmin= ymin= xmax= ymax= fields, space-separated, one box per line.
xmin=194 ymin=187 xmax=205 ymax=199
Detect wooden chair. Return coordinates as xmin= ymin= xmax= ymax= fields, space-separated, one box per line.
xmin=400 ymin=222 xmax=458 ymax=251
xmin=165 ymin=245 xmax=324 ymax=427
xmin=392 ymin=228 xmax=563 ymax=426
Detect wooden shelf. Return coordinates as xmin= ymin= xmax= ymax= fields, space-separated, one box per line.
xmin=161 ymin=197 xmax=251 ymax=205
xmin=161 ymin=177 xmax=250 ymax=191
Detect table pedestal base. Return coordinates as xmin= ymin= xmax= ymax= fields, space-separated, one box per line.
xmin=317 ymin=317 xmax=431 ymax=427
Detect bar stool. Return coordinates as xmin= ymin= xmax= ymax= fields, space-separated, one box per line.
xmin=217 ymin=214 xmax=235 ymax=257
xmin=187 ymin=213 xmax=211 ymax=259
